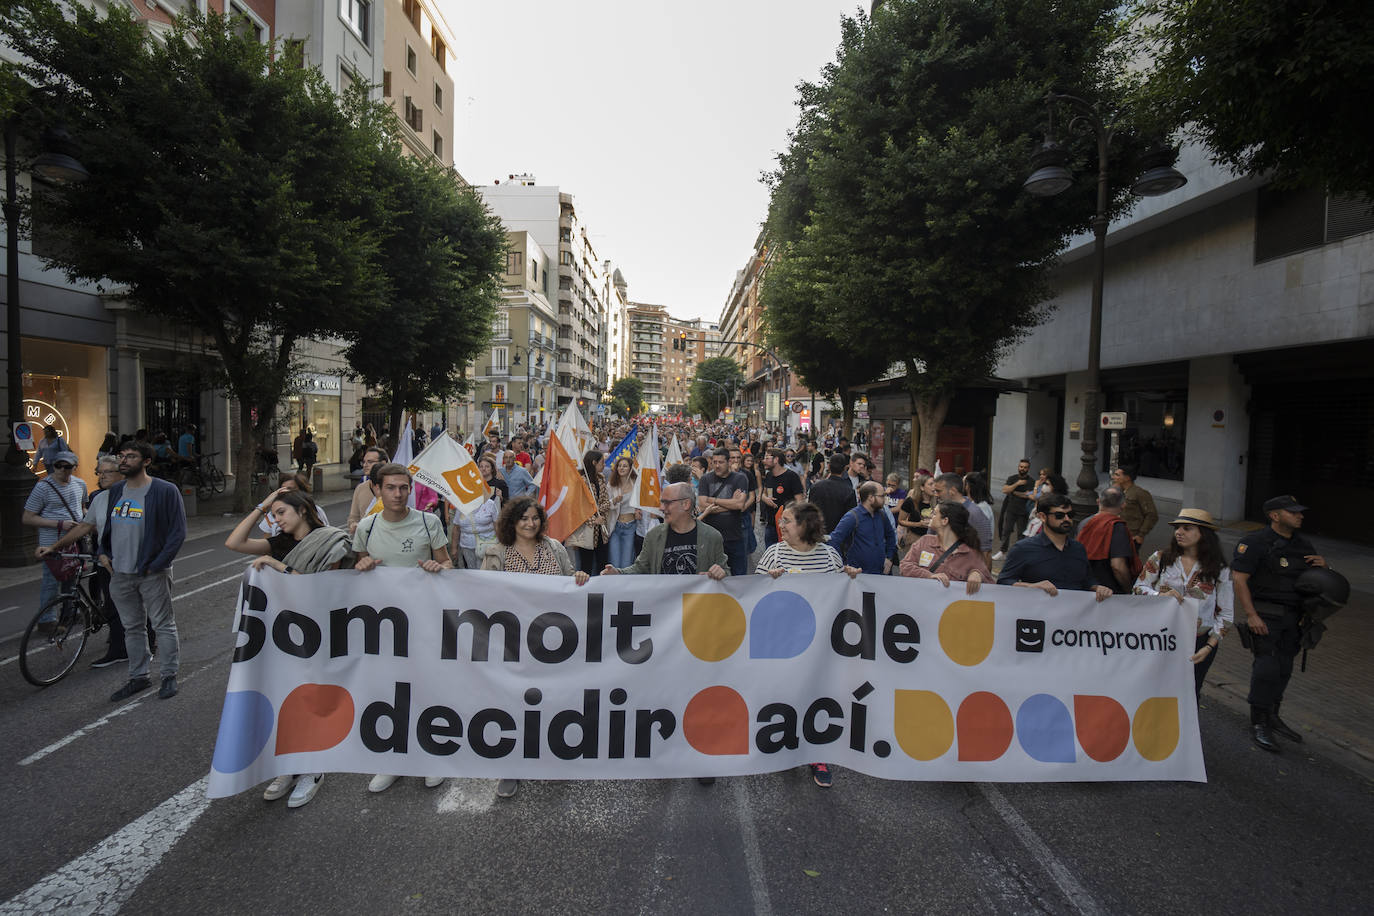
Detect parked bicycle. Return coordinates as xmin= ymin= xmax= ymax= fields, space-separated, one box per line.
xmin=179 ymin=451 xmax=226 ymax=501
xmin=19 ymin=555 xmax=105 ymax=687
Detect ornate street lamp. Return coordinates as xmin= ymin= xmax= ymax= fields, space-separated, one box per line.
xmin=1023 ymin=92 xmax=1186 ymax=520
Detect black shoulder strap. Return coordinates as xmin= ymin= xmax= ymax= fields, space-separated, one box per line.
xmin=926 ymin=542 xmax=962 ymax=574
xmin=46 ymin=478 xmax=82 ymax=522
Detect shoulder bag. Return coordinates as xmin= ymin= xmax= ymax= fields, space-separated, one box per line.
xmin=43 ymin=479 xmax=90 ymax=582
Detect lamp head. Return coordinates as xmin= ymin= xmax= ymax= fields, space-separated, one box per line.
xmin=1023 ymin=139 xmax=1073 ymax=197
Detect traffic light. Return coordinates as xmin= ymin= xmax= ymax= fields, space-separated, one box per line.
xmin=672 ymin=331 xmax=688 ymax=351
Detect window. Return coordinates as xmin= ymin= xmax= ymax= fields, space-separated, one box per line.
xmin=406 ymin=44 xmax=417 ymax=76
xmin=433 ymin=82 xmax=443 ymax=110
xmin=431 ymin=30 xmax=447 ymax=71
xmin=432 ymin=131 xmax=443 ymax=160
xmin=404 ymin=96 xmax=423 ymax=132
xmin=228 ymin=0 xmax=265 ymax=42
xmin=402 ymin=0 xmax=421 ymax=31
xmin=506 ymin=251 xmax=523 ymax=275
xmin=382 ymin=69 xmax=391 ymax=97
xmin=493 ymin=311 xmax=510 ymax=337
xmin=1255 ymin=185 xmax=1374 ymax=262
xmin=340 ymin=0 xmax=370 ymax=43
xmin=560 ymin=250 xmax=575 ymax=266
xmin=492 ymin=348 xmax=509 ymax=372
xmin=282 ymin=38 xmax=306 ymax=68
xmin=530 ymin=261 xmax=538 ymax=284
xmin=1102 ymin=363 xmax=1190 ymax=481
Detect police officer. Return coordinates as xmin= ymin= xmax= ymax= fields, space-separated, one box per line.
xmin=1231 ymin=495 xmax=1328 ymax=752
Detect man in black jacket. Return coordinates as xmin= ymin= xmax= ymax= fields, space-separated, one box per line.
xmin=809 ymin=454 xmax=858 ymax=535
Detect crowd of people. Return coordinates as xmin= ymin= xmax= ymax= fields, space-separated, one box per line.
xmin=26 ymin=414 xmax=1340 ymax=809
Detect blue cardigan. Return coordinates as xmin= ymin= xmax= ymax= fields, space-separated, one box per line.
xmin=829 ymin=504 xmax=896 ymax=574
xmin=100 ymin=477 xmax=187 ymax=574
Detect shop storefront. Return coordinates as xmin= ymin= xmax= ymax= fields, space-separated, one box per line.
xmin=21 ymin=337 xmax=110 ymax=477
xmin=286 ymin=373 xmax=342 ymax=466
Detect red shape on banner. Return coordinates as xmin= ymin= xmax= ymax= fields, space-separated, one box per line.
xmin=956 ymin=691 xmax=1014 ymax=761
xmin=1073 ymin=695 xmax=1131 ymax=762
xmin=275 ymin=684 xmax=355 ymax=755
xmin=683 ymin=685 xmax=750 ymax=755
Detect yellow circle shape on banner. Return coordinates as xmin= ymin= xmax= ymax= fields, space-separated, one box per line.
xmin=893 ymin=689 xmax=954 ymax=761
xmin=937 ymin=600 xmax=996 ymax=666
xmin=681 ymin=594 xmax=747 ymax=661
xmin=1131 ymin=696 xmax=1180 ymax=761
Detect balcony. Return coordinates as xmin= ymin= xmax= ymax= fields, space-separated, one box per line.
xmin=482 ymin=365 xmax=511 ymax=377
xmin=557 ymin=359 xmax=574 ymax=374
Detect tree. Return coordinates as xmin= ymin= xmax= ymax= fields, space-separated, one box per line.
xmin=764 ymin=0 xmax=1141 ymax=470
xmin=610 ymin=377 xmax=645 ymax=417
xmin=343 ymin=151 xmax=506 ymax=444
xmin=760 ymin=243 xmax=887 ymax=438
xmin=2 ymin=3 xmax=387 ymax=510
xmin=1131 ymin=0 xmax=1374 ymax=197
xmin=688 ymin=357 xmax=744 ymax=419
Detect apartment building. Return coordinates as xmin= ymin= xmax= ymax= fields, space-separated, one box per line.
xmin=626 ymin=303 xmax=667 ymax=409
xmin=275 ymin=0 xmax=385 ymax=95
xmin=662 ymin=317 xmax=721 ymax=412
xmin=604 ymin=265 xmax=630 ymax=385
xmin=380 ymin=0 xmax=454 ymax=167
xmin=478 ymin=178 xmax=608 ymax=416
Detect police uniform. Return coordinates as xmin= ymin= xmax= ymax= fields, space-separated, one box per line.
xmin=1232 ymin=495 xmax=1319 ymax=749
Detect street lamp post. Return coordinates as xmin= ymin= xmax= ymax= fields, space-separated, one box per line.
xmin=2 ymin=117 xmax=89 ymax=565
xmin=1023 ymin=93 xmax=1186 ymax=520
xmin=511 ymin=344 xmax=545 ymax=434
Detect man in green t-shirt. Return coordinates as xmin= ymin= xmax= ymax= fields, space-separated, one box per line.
xmin=351 ymin=463 xmax=452 ymax=572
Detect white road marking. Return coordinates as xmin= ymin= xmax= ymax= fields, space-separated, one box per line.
xmin=980 ymin=784 xmax=1103 ymax=916
xmin=172 ymin=572 xmax=245 ymax=602
xmin=18 ymin=663 xmax=214 ymax=767
xmin=176 ymin=555 xmax=252 ymax=582
xmin=0 ymin=605 xmax=18 ymax=615
xmin=0 ymin=775 xmax=211 ymax=916
xmin=179 ymin=549 xmax=214 ymax=560
xmin=436 ymin=779 xmax=497 ymax=814
xmin=729 ymin=778 xmax=774 ymax=916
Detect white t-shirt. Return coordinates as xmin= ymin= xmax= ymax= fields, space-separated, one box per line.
xmin=352 ymin=508 xmax=447 ymax=568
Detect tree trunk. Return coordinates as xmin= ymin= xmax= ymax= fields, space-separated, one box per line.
xmin=839 ymin=384 xmax=854 ymax=438
xmin=232 ymin=399 xmax=259 ymax=513
xmin=914 ymin=393 xmax=951 ymax=474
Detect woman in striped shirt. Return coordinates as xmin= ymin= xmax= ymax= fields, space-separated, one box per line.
xmin=755 ymin=501 xmax=859 ymax=788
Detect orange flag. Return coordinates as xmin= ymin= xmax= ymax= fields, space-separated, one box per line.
xmin=538 ymin=431 xmax=597 ymax=543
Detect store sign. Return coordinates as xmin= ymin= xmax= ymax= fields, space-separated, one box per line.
xmin=22 ymin=399 xmax=69 ymax=440
xmin=765 ymin=392 xmax=781 ymax=422
xmin=299 ymin=374 xmax=342 ymax=395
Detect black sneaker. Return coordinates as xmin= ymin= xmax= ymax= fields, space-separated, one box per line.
xmin=810 ymin=763 xmax=833 ymax=788
xmin=697 ymin=776 xmax=716 ymax=786
xmin=90 ymin=651 xmax=128 ymax=669
xmin=158 ymin=676 xmax=178 ymax=699
xmin=110 ymin=678 xmax=151 ymax=702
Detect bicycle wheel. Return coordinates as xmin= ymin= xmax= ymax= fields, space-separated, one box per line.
xmin=19 ymin=594 xmax=91 ymax=687
xmin=210 ymin=463 xmax=226 ymax=494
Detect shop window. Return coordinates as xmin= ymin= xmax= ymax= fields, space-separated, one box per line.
xmin=1102 ymin=390 xmax=1187 ymax=481
xmin=22 ymin=338 xmax=110 ymax=477
xmin=1255 ymin=185 xmax=1374 ymax=263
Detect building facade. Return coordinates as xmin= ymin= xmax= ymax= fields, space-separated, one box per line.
xmin=626 ymin=303 xmax=667 ymax=409
xmin=380 ymin=0 xmax=454 ymax=167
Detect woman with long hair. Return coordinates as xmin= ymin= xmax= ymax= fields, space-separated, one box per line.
xmin=755 ymin=501 xmax=860 ymax=788
xmin=900 ymin=500 xmax=991 ymax=594
xmin=607 ymin=455 xmax=640 ymax=569
xmin=224 ymin=487 xmax=353 ymax=809
xmin=481 ymin=496 xmax=589 ymax=798
xmin=566 ymin=449 xmax=612 ymax=575
xmin=1134 ymin=509 xmax=1233 ymax=699
xmin=257 ymin=472 xmax=328 ymax=536
xmin=739 ymin=451 xmax=759 ymax=555
xmin=898 ymin=473 xmax=937 ymax=551
xmin=963 ymin=472 xmax=993 ymax=523
xmin=477 ymin=454 xmax=508 ymax=503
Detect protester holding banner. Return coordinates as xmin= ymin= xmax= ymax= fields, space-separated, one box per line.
xmin=607 ymin=456 xmax=641 ymax=569
xmin=900 ymin=500 xmax=991 ymax=594
xmin=482 ymin=496 xmax=590 ymax=798
xmin=604 ymin=482 xmax=727 ymax=580
xmin=256 ymin=473 xmax=328 ymax=537
xmin=565 ymin=450 xmax=612 ymax=576
xmin=997 ymin=493 xmax=1113 ymax=601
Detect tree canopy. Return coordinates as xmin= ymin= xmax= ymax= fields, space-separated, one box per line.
xmin=688 ymin=357 xmax=744 ymax=419
xmin=764 ymin=0 xmax=1142 ymax=469
xmin=1130 ymin=0 xmax=1373 ymax=197
xmin=609 ymin=377 xmax=645 ymax=417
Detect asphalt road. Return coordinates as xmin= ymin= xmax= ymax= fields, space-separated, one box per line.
xmin=3 ymin=507 xmax=1373 ymax=915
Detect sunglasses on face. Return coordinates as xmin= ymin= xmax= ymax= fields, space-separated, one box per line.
xmin=53 ymin=463 xmax=74 ymax=470
xmin=1047 ymin=510 xmax=1074 ymax=520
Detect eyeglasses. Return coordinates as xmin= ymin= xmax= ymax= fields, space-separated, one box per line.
xmin=1047 ymin=511 xmax=1074 ymax=520
xmin=117 ymin=453 xmax=143 ymax=461
xmin=53 ymin=463 xmax=74 ymax=470
xmin=662 ymin=497 xmax=691 ymax=505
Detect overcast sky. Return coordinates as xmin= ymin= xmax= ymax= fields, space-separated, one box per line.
xmin=445 ymin=0 xmax=865 ymax=322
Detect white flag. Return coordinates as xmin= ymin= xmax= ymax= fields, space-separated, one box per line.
xmin=555 ymin=403 xmax=595 ymax=461
xmin=632 ymin=423 xmax=662 ymax=516
xmin=407 ymin=433 xmax=489 ymax=516
xmin=664 ymin=434 xmax=684 ymax=467
xmin=393 ymin=420 xmax=417 ymax=509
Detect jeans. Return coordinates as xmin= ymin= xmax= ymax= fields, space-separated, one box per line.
xmin=109 ymin=569 xmax=179 ymax=680
xmin=609 ymin=520 xmax=637 ymax=568
xmin=762 ymin=513 xmax=779 ymax=549
xmin=740 ymin=516 xmax=757 ymax=555
xmin=723 ymin=538 xmax=747 ymax=577
xmin=37 ymin=564 xmax=74 ymax=623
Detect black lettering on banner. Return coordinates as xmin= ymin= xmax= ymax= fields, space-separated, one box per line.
xmin=612 ymin=600 xmax=653 ymax=664
xmin=634 ymin=708 xmax=676 ymax=757
xmin=523 ymin=688 xmax=543 ymax=759
xmin=442 ymin=608 xmax=521 ymax=662
xmin=608 ymin=688 xmax=628 ymax=759
xmin=418 ymin=706 xmax=463 ymax=755
xmin=1085 ymin=630 xmax=1101 ymax=650
xmin=830 ymin=592 xmax=878 ymax=659
xmin=882 ymin=614 xmax=920 ymax=663
xmin=755 ymin=702 xmax=800 ymax=753
xmin=272 ymin=610 xmax=322 ymax=659
xmin=232 ymin=584 xmax=268 ymax=663
xmin=1125 ymin=632 xmax=1140 ymax=650
xmin=803 ymin=697 xmax=845 ymax=745
xmin=849 ymin=681 xmax=873 ymax=751
xmin=361 ymin=681 xmax=411 ymax=753
xmin=470 ymin=708 xmax=518 ymax=758
xmin=549 ymin=689 xmax=601 ymax=760
xmin=585 ymin=594 xmax=604 ymax=662
xmin=330 ymin=604 xmax=408 ymax=658
xmin=528 ymin=612 xmax=579 ymax=664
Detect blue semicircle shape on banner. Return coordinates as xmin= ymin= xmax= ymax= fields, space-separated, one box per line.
xmin=212 ymin=690 xmax=276 ymax=774
xmin=749 ymin=591 xmax=816 ymax=658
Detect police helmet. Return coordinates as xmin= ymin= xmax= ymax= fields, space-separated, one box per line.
xmin=1295 ymin=568 xmax=1350 ymax=609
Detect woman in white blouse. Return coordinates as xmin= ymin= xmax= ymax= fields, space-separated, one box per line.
xmin=1134 ymin=508 xmax=1233 ymax=699
xmin=450 ymin=487 xmax=501 ymax=569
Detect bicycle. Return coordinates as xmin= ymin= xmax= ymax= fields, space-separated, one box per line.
xmin=178 ymin=451 xmax=226 ymax=501
xmin=19 ymin=556 xmax=106 ymax=687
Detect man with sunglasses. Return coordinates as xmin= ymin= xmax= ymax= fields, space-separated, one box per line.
xmin=996 ymin=493 xmax=1113 ymax=601
xmin=23 ymin=449 xmax=88 ymax=628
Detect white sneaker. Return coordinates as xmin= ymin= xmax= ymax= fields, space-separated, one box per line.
xmin=992 ymin=551 xmax=1004 ymax=561
xmin=263 ymin=774 xmax=295 ymax=801
xmin=368 ymin=773 xmax=399 ymax=793
xmin=424 ymin=776 xmax=445 ymax=788
xmin=287 ymin=773 xmax=323 ymax=808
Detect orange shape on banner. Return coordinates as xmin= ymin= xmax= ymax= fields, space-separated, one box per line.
xmin=893 ymin=689 xmax=954 ymax=761
xmin=1073 ymin=695 xmax=1131 ymax=762
xmin=1132 ymin=697 xmax=1180 ymax=761
xmin=681 ymin=593 xmax=747 ymax=661
xmin=937 ymin=600 xmax=995 ymax=666
xmin=956 ymin=691 xmax=1014 ymax=761
xmin=275 ymin=683 xmax=355 ymax=755
xmin=683 ymin=686 xmax=750 ymax=755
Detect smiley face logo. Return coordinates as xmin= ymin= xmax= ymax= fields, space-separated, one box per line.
xmin=1015 ymin=618 xmax=1046 ymax=653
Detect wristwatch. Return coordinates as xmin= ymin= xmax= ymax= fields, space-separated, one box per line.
xmin=282 ymin=565 xmax=296 ymax=574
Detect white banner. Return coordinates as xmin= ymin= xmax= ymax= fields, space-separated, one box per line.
xmin=208 ymin=569 xmax=1205 ymax=797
